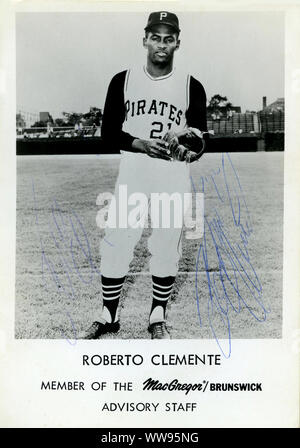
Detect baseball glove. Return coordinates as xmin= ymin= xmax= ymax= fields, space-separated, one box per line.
xmin=163 ymin=127 xmax=207 ymax=163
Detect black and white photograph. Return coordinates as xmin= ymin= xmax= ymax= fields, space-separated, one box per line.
xmin=1 ymin=0 xmax=299 ymax=429
xmin=15 ymin=10 xmax=284 ymax=352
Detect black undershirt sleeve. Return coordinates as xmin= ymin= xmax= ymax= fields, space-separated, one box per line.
xmin=186 ymin=76 xmax=209 ymax=146
xmin=101 ymin=70 xmax=137 ymax=152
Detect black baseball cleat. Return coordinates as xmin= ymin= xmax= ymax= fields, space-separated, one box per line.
xmin=78 ymin=320 xmax=120 ymax=339
xmin=148 ymin=321 xmax=171 ymax=339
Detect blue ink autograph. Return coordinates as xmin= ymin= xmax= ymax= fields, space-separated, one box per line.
xmin=32 ymin=180 xmax=101 ymax=345
xmin=192 ymin=153 xmax=269 ymax=358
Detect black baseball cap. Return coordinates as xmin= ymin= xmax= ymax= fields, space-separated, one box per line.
xmin=145 ymin=11 xmax=180 ymax=34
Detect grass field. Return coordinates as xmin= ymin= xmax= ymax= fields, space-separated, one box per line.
xmin=15 ymin=152 xmax=283 ymax=348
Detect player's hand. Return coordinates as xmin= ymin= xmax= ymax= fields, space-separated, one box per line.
xmin=133 ymin=138 xmax=172 ymax=161
xmin=162 ymin=128 xmax=207 ymax=163
xmin=163 ymin=131 xmax=179 ymax=153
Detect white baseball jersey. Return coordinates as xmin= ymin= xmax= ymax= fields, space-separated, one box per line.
xmin=101 ymin=66 xmax=207 ymax=154
xmin=123 ymin=65 xmax=189 ymax=141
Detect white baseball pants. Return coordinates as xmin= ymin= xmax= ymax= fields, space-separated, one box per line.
xmin=100 ymin=152 xmax=191 ymax=278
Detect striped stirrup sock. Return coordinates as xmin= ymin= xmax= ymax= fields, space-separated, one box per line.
xmin=101 ymin=275 xmax=125 ymax=323
xmin=149 ymin=275 xmax=175 ymax=325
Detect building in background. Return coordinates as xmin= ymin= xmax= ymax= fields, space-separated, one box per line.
xmin=16 ymin=113 xmax=26 ymax=129
xmin=16 ymin=110 xmax=39 ymax=127
xmin=259 ymin=97 xmax=285 ymax=133
xmin=39 ymin=111 xmax=52 ymax=122
xmin=262 ymin=97 xmax=284 ymax=112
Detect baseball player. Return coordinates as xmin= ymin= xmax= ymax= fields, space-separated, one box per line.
xmin=80 ymin=11 xmax=208 ymax=339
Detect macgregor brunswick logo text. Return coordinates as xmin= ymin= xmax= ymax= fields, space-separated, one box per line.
xmin=96 ymin=185 xmax=204 ymax=239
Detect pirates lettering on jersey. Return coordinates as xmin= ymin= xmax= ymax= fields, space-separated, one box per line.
xmin=125 ymin=99 xmax=183 ymax=126
xmin=122 ymin=66 xmax=190 ymax=140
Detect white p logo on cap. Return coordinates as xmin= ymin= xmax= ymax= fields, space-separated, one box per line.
xmin=160 ymin=12 xmax=168 ymax=20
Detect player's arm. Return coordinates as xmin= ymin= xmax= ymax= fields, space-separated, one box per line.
xmin=184 ymin=75 xmax=209 ymax=149
xmin=186 ymin=76 xmax=208 ymax=135
xmin=101 ymin=71 xmax=171 ymax=160
xmin=101 ymin=71 xmax=137 ymax=152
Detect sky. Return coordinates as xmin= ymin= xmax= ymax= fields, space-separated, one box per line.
xmin=16 ymin=11 xmax=284 ymax=119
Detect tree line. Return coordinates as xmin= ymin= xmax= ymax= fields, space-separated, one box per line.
xmin=31 ymin=95 xmax=239 ymax=128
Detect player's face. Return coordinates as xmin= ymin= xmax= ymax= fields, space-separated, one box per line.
xmin=143 ymin=24 xmax=180 ymax=66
